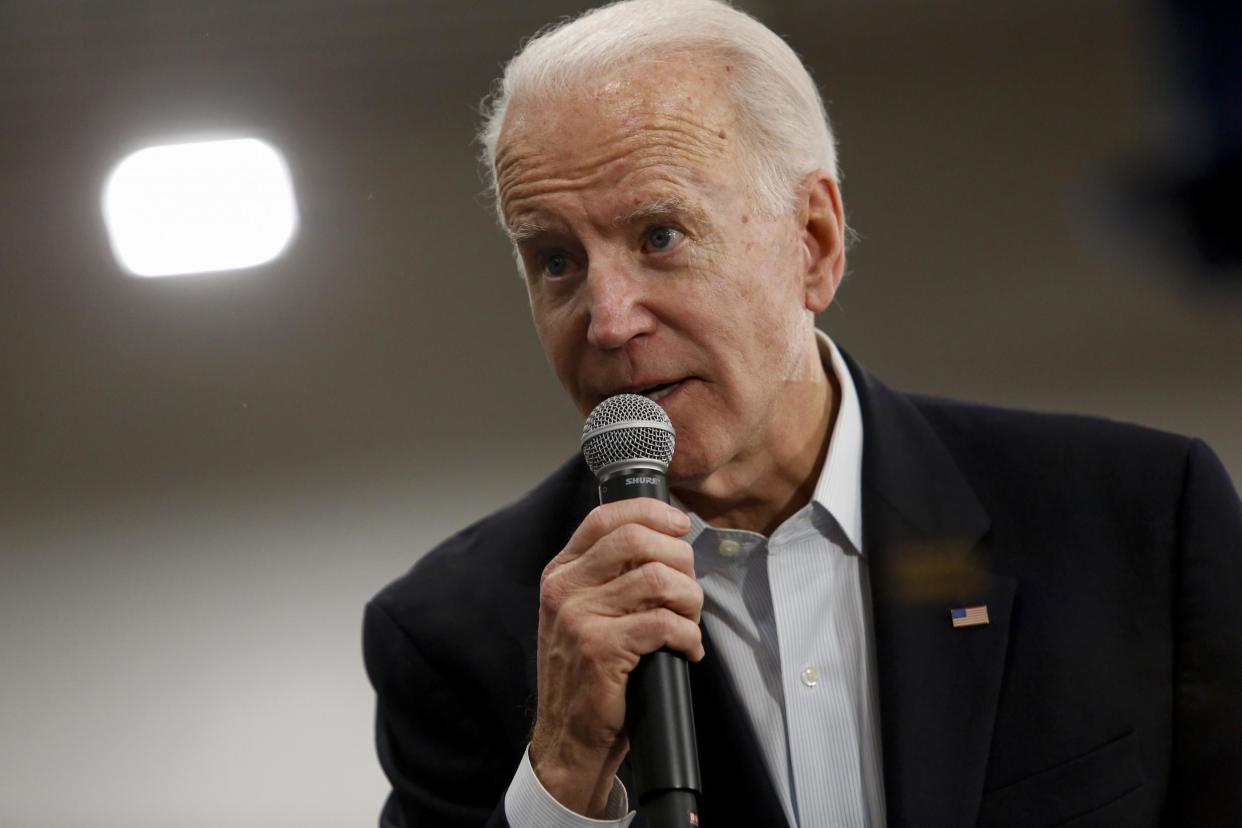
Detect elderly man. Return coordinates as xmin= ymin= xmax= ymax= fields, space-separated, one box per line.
xmin=364 ymin=1 xmax=1242 ymax=826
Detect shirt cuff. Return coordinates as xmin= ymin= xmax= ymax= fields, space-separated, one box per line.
xmin=504 ymin=744 xmax=635 ymax=828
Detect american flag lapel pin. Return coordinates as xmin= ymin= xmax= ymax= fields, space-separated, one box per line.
xmin=950 ymin=604 xmax=990 ymax=628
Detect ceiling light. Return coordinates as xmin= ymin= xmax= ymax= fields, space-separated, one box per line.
xmin=102 ymin=138 xmax=299 ymax=278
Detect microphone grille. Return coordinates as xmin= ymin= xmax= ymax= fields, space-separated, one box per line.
xmin=580 ymin=394 xmax=676 ymax=477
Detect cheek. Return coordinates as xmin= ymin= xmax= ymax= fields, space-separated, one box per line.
xmin=535 ymin=319 xmax=570 ymax=371
xmin=722 ymin=233 xmax=807 ymax=377
xmin=707 ymin=231 xmax=794 ymax=317
xmin=531 ymin=301 xmax=585 ymax=391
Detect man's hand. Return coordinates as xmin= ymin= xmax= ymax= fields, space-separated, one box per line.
xmin=530 ymin=498 xmax=704 ymax=818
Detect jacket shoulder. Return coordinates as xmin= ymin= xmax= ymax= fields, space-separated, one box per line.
xmin=361 ymin=464 xmax=594 ymax=824
xmin=368 ymin=455 xmax=593 ymax=634
xmin=905 ymin=394 xmax=1204 ymax=530
xmin=909 ymin=393 xmax=1195 ymax=468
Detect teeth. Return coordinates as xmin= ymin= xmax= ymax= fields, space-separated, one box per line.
xmin=644 ymin=383 xmax=677 ymax=402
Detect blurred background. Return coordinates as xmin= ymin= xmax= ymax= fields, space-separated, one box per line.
xmin=1 ymin=1 xmax=1238 ymax=825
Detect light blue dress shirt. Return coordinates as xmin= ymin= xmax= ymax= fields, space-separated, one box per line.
xmin=507 ymin=333 xmax=886 ymax=828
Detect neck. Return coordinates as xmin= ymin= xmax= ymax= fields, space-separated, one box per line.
xmin=673 ymin=351 xmax=840 ymax=536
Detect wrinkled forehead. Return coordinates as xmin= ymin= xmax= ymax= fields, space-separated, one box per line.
xmin=504 ymin=50 xmax=735 ymax=134
xmin=494 ymin=53 xmax=745 ymax=224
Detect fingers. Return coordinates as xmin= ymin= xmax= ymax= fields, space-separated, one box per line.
xmin=614 ymin=607 xmax=705 ymax=663
xmin=575 ymin=522 xmax=696 ymax=583
xmin=545 ymin=501 xmax=694 ymax=595
xmin=528 ymin=499 xmax=705 ymax=805
xmin=542 ymin=556 xmax=704 ymax=662
xmin=557 ymin=499 xmax=690 ymax=566
xmin=566 ymin=605 xmax=705 ymax=667
xmin=539 ymin=500 xmax=704 ymax=663
xmin=541 ymin=522 xmax=697 ymax=618
xmin=593 ymin=561 xmax=704 ymax=622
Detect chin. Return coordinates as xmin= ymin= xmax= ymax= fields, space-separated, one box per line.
xmin=666 ymin=442 xmax=722 ymax=487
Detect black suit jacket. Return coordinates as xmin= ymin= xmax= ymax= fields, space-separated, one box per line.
xmin=364 ymin=356 xmax=1242 ymax=827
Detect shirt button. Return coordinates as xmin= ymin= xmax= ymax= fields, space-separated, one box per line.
xmin=718 ymin=538 xmax=741 ymax=558
xmin=800 ymin=665 xmax=820 ymax=687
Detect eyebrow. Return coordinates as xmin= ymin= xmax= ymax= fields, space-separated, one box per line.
xmin=506 ymin=221 xmax=551 ymax=244
xmin=505 ymin=195 xmax=712 ymax=245
xmin=620 ymin=195 xmax=710 ymax=228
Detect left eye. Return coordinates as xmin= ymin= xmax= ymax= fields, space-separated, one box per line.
xmin=644 ymin=226 xmax=683 ymax=252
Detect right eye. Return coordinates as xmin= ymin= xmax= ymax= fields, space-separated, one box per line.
xmin=543 ymin=252 xmax=571 ymax=278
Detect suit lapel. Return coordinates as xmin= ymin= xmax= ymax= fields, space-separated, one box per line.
xmin=847 ymin=356 xmax=1015 ymax=827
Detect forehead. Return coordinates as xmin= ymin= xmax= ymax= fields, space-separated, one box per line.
xmin=494 ymin=53 xmax=744 ymax=230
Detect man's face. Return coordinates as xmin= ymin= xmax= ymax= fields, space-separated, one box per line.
xmin=495 ymin=54 xmax=831 ymax=486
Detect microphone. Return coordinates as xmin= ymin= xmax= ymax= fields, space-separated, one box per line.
xmin=581 ymin=394 xmax=703 ymax=828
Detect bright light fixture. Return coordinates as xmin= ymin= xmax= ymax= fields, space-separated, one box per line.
xmin=102 ymin=137 xmax=299 ymax=277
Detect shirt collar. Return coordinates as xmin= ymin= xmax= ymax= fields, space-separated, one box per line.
xmin=673 ymin=330 xmax=865 ymax=554
xmin=814 ymin=330 xmax=864 ymax=554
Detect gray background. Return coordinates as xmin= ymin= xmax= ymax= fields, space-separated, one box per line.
xmin=1 ymin=1 xmax=1237 ymax=826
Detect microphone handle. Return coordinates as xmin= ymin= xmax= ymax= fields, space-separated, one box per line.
xmin=598 ymin=466 xmax=702 ymax=828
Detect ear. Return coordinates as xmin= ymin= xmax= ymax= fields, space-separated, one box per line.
xmin=796 ymin=172 xmax=846 ymax=314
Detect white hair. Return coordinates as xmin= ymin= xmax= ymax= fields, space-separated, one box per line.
xmin=478 ymin=0 xmax=839 ymax=223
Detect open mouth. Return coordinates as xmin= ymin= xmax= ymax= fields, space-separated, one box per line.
xmin=638 ymin=381 xmax=680 ymax=403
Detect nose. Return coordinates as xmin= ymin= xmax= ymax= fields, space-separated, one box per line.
xmin=584 ymin=262 xmax=656 ymax=350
